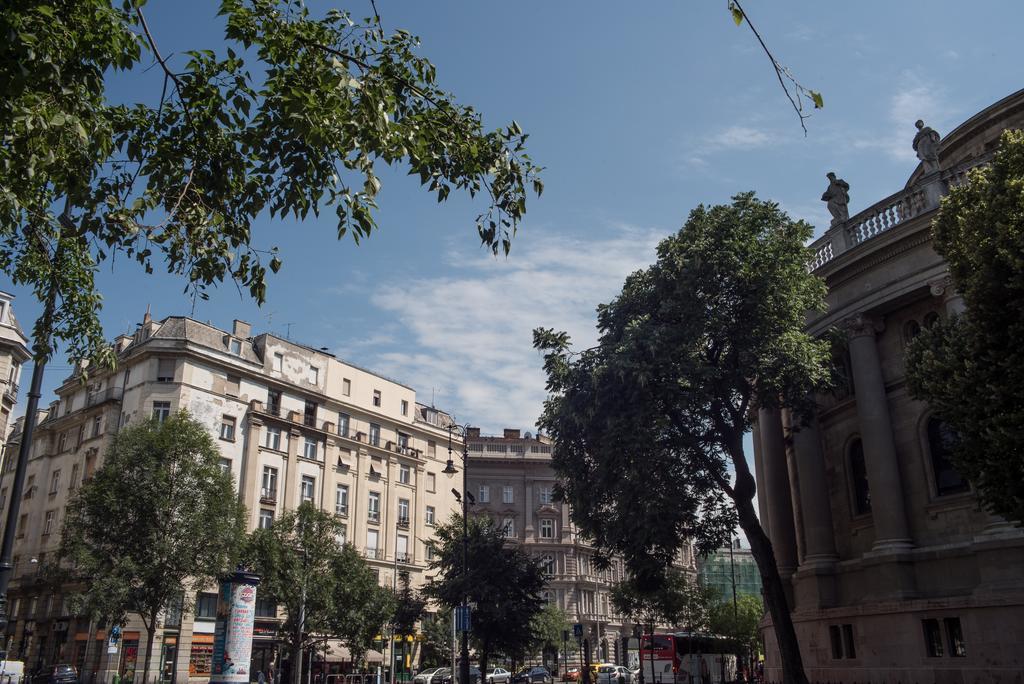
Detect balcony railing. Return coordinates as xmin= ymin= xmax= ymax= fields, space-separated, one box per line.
xmin=260 ymin=489 xmax=278 ymax=505
xmin=86 ymin=387 xmax=123 ymax=407
xmin=4 ymin=381 xmax=19 ymax=403
xmin=365 ymin=547 xmax=384 ymax=560
xmin=396 ymin=552 xmax=412 ymax=564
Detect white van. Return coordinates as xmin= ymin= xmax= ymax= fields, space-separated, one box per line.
xmin=0 ymin=659 xmax=25 ymax=684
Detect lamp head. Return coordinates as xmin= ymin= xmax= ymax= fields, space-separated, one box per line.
xmin=451 ymin=488 xmax=462 ymax=502
xmin=442 ymin=459 xmax=458 ymax=475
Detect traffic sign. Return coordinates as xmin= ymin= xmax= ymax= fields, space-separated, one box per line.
xmin=456 ymin=605 xmax=472 ymax=633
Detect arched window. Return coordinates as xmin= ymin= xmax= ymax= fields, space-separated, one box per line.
xmin=848 ymin=438 xmax=871 ymax=515
xmin=903 ymin=320 xmax=921 ymax=345
xmin=923 ymin=311 xmax=941 ymax=328
xmin=927 ymin=417 xmax=970 ymax=496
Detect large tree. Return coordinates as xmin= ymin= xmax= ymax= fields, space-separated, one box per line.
xmin=534 ymin=193 xmax=833 ymax=684
xmin=61 ymin=411 xmax=246 ymax=684
xmin=246 ymin=503 xmax=392 ymax=684
xmin=906 ymin=130 xmax=1024 ymax=525
xmin=426 ymin=514 xmax=547 ymax=677
xmin=0 ymin=0 xmax=543 ymax=366
xmin=706 ymin=591 xmax=764 ymax=667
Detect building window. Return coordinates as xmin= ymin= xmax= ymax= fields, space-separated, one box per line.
xmin=367 ymin=529 xmax=379 ymax=557
xmin=368 ymin=492 xmax=380 ymax=522
xmin=502 ymin=486 xmax=514 ymax=504
xmin=267 ymin=389 xmax=282 ymax=415
xmin=427 ymin=472 xmax=436 ymax=492
xmin=77 ymin=423 xmax=85 ymax=446
xmin=68 ymin=464 xmax=79 ymax=491
xmin=425 ymin=505 xmax=436 ymax=526
xmin=255 ymin=597 xmax=276 ymax=619
xmin=43 ymin=510 xmax=55 ymax=536
xmin=426 ymin=543 xmax=436 ymax=562
xmin=218 ymin=458 xmax=231 ymax=476
xmin=230 ymin=339 xmax=242 ymax=356
xmin=220 ymin=416 xmax=236 ymax=441
xmin=303 ymin=437 xmax=318 ymax=460
xmin=541 ymin=554 xmax=555 ymax=575
xmin=848 ymin=438 xmax=871 ymax=515
xmin=309 ymin=366 xmax=319 ymax=384
xmin=540 ymin=519 xmax=554 ymax=539
xmin=300 ymin=476 xmax=316 ymax=503
xmin=335 ymin=485 xmax=349 ymax=516
xmin=372 ymin=390 xmax=381 ymax=407
xmin=399 ymin=464 xmax=411 ymax=484
xmin=369 ymin=423 xmax=380 ymax=447
xmin=49 ymin=471 xmax=60 ymax=495
xmin=539 ymin=486 xmax=553 ymax=505
xmin=265 ymin=426 xmax=282 ymax=451
xmin=261 ymin=466 xmax=278 ymax=499
xmin=841 ymin=624 xmax=856 ymax=659
xmin=337 ymin=523 xmax=347 ymax=546
xmin=428 ymin=440 xmax=436 ymax=457
xmin=396 ymin=534 xmax=409 ymax=563
xmin=259 ymin=509 xmax=275 ymax=529
xmin=832 ymin=625 xmax=848 ymax=659
xmin=478 ymin=485 xmax=490 ymax=503
xmin=196 ymin=592 xmax=218 ymax=620
xmin=58 ymin=432 xmax=67 ymax=452
xmin=926 ymin=417 xmax=969 ymax=496
xmin=226 ymin=374 xmax=240 ymax=397
xmin=304 ymin=400 xmax=318 ymax=427
xmin=945 ymin=617 xmax=966 ymax=657
xmin=398 ymin=498 xmax=410 ymax=524
xmin=273 ymin=352 xmax=283 ymax=373
xmin=92 ymin=414 xmax=102 ymax=438
xmin=401 ymin=400 xmax=408 ymax=416
xmin=398 ymin=432 xmax=410 ymax=453
xmin=152 ymin=401 xmax=171 ymax=423
xmin=923 ymin=619 xmax=944 ymax=657
xmin=338 ymin=412 xmax=350 ymax=438
xmin=342 ymin=378 xmax=351 ymax=396
xmin=157 ymin=358 xmax=175 ymax=382
xmin=502 ymin=517 xmax=515 ymax=538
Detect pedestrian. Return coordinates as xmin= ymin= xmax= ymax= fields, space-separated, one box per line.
xmin=259 ymin=671 xmax=267 ymax=684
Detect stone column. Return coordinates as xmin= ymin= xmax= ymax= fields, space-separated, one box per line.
xmin=929 ymin=275 xmax=965 ymax=316
xmin=843 ymin=314 xmax=913 ymax=552
xmin=241 ymin=415 xmax=263 ymax=529
xmin=752 ymin=423 xmax=771 ymax=539
xmin=789 ymin=411 xmax=838 ymax=565
xmin=758 ymin=407 xmax=798 ymax=577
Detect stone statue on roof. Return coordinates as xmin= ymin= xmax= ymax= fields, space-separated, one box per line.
xmin=913 ymin=119 xmax=941 ymax=173
xmin=821 ymin=172 xmax=850 ymax=226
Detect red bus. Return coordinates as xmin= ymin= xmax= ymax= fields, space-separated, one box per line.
xmin=639 ymin=633 xmax=736 ymax=684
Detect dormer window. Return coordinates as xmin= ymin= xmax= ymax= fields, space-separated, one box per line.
xmin=230 ymin=339 xmax=242 ymax=356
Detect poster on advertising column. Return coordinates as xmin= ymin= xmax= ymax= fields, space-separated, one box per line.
xmin=210 ymin=569 xmax=261 ymax=684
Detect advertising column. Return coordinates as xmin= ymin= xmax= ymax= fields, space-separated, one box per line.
xmin=210 ymin=569 xmax=261 ymax=684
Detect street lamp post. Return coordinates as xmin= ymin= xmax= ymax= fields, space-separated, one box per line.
xmin=442 ymin=424 xmax=470 ymax=684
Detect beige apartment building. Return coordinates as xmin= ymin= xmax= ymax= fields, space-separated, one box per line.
xmin=0 ymin=313 xmax=462 ymax=684
xmin=0 ymin=291 xmax=30 ymax=464
xmin=755 ymin=90 xmax=1024 ymax=682
xmin=465 ymin=428 xmax=697 ymax=670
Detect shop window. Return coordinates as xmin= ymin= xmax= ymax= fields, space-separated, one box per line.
xmin=189 ymin=641 xmax=213 ymax=676
xmin=926 ymin=417 xmax=969 ymax=496
xmin=848 ymin=438 xmax=871 ymax=515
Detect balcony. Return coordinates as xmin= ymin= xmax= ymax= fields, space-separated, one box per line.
xmin=396 ymin=552 xmax=412 ymax=564
xmin=86 ymin=387 xmax=123 ymax=408
xmin=260 ymin=489 xmax=278 ymax=505
xmin=396 ymin=517 xmax=410 ymax=530
xmin=3 ymin=381 xmax=18 ymax=403
xmin=365 ymin=547 xmax=384 ymax=560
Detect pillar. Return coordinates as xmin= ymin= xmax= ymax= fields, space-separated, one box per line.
xmin=929 ymin=275 xmax=966 ymax=316
xmin=758 ymin=407 xmax=798 ymax=578
xmin=752 ymin=423 xmax=771 ymax=539
xmin=241 ymin=415 xmax=263 ymax=529
xmin=843 ymin=313 xmax=913 ymax=552
xmin=789 ymin=412 xmax=838 ymax=565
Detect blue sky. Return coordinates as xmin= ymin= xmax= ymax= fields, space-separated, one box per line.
xmin=5 ymin=1 xmax=1024 ymax=439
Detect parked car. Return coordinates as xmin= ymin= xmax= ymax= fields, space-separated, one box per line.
xmin=0 ymin=660 xmax=25 ymax=684
xmin=414 ymin=669 xmax=445 ymax=684
xmin=34 ymin=665 xmax=77 ymax=684
xmin=440 ymin=667 xmax=482 ymax=684
xmin=486 ymin=668 xmax=511 ymax=684
xmin=561 ymin=668 xmax=581 ymax=683
xmin=511 ymin=667 xmax=552 ymax=684
xmin=595 ymin=665 xmax=631 ymax=684
xmin=426 ymin=669 xmax=452 ymax=684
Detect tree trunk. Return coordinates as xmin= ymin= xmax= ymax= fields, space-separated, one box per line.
xmin=143 ymin=615 xmax=158 ymax=684
xmin=478 ymin=646 xmax=487 ymax=684
xmin=733 ymin=493 xmax=808 ymax=684
xmin=292 ymin=631 xmax=305 ymax=684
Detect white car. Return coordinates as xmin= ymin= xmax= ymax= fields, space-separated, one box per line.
xmin=595 ymin=666 xmax=631 ymax=684
xmin=486 ymin=668 xmax=511 ymax=684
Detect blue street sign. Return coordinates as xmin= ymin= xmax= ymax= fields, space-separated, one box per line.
xmin=573 ymin=623 xmax=583 ymax=640
xmin=456 ymin=605 xmax=472 ymax=633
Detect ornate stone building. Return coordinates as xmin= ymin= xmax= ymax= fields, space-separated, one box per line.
xmin=465 ymin=428 xmax=697 ymax=669
xmin=755 ymin=90 xmax=1024 ymax=682
xmin=0 ymin=313 xmax=462 ymax=683
xmin=0 ymin=291 xmax=30 ymax=467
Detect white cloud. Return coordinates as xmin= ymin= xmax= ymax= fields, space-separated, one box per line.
xmin=357 ymin=224 xmax=664 ymax=434
xmin=681 ymin=124 xmax=782 ymax=171
xmin=851 ymin=72 xmax=953 ymax=162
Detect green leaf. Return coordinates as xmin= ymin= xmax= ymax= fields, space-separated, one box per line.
xmin=809 ymin=90 xmax=824 ymax=109
xmin=730 ymin=3 xmax=744 ymax=26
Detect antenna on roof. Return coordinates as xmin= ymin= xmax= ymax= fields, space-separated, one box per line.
xmin=284 ymin=322 xmax=293 ymax=339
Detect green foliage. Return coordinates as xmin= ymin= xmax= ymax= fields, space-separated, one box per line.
xmin=611 ymin=569 xmax=711 ymax=632
xmin=530 ymin=603 xmax=571 ymax=651
xmin=535 ymin=193 xmax=829 ymax=683
xmin=419 ymin=610 xmax=454 ymax=668
xmin=706 ymin=592 xmax=763 ymax=656
xmin=906 ymin=130 xmax=1024 ymax=524
xmin=426 ymin=514 xmax=547 ymax=668
xmin=245 ymin=503 xmax=394 ymax=667
xmin=60 ymin=411 xmax=246 ymax=683
xmin=392 ymin=572 xmax=427 ymax=638
xmin=0 ymin=0 xmax=542 ymax=365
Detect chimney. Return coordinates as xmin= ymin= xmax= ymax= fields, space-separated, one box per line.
xmin=466 ymin=427 xmax=481 ymax=438
xmin=142 ymin=303 xmax=152 ymax=325
xmin=233 ymin=319 xmax=252 ymax=338
xmin=503 ymin=428 xmax=521 ymax=440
